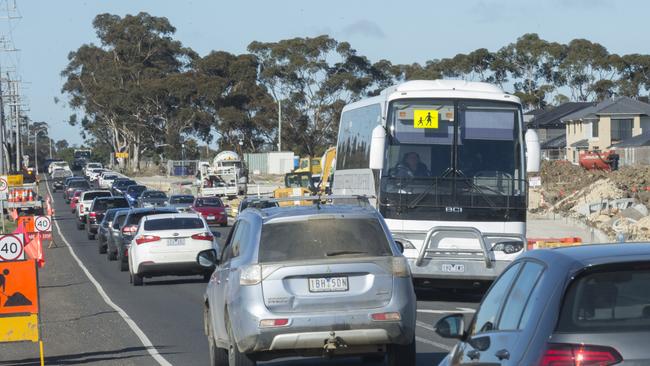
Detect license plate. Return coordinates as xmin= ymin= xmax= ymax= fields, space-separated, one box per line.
xmin=207 ymin=215 xmax=216 ymax=220
xmin=167 ymin=238 xmax=185 ymax=246
xmin=308 ymin=277 xmax=349 ymax=292
xmin=441 ymin=264 xmax=465 ymax=273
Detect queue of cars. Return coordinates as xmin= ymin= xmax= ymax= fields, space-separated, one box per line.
xmin=50 ymin=162 xmax=650 ymax=366
xmin=52 ymin=164 xmax=228 ymax=285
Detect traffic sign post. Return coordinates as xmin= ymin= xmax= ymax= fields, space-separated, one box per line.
xmin=0 ymin=176 xmax=6 ymax=232
xmin=0 ymin=234 xmax=25 ymax=262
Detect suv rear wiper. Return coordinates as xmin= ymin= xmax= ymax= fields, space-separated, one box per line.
xmin=326 ymin=250 xmax=368 ymax=257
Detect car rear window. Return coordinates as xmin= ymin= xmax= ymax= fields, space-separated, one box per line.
xmin=144 ymin=217 xmax=204 ymax=231
xmin=196 ymin=197 xmax=223 ymax=207
xmin=116 ymin=180 xmax=136 ymax=187
xmin=83 ymin=191 xmax=111 ymax=201
xmin=92 ymin=198 xmax=129 ymax=211
xmin=557 ymin=264 xmax=650 ymax=333
xmin=145 ymin=191 xmax=167 ymax=199
xmin=170 ymin=196 xmax=194 ymax=204
xmin=126 ymin=211 xmax=174 ymax=226
xmin=113 ymin=213 xmax=128 ymax=229
xmin=69 ymin=180 xmax=90 ymax=189
xmin=258 ymin=217 xmax=392 ymax=263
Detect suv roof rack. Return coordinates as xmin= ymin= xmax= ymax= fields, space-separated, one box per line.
xmin=249 ymin=195 xmax=375 ymax=207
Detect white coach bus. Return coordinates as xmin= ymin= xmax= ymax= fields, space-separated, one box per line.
xmin=333 ymin=80 xmax=540 ymax=289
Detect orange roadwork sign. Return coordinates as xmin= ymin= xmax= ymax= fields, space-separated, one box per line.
xmin=17 ymin=216 xmax=35 ymax=233
xmin=0 ymin=260 xmax=39 ymax=315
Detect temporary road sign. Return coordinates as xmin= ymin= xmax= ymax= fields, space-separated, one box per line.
xmin=6 ymin=175 xmax=23 ymax=186
xmin=115 ymin=152 xmax=129 ymax=159
xmin=0 ymin=259 xmax=39 ymax=315
xmin=0 ymin=234 xmax=24 ymax=262
xmin=0 ymin=177 xmax=7 ymax=193
xmin=0 ymin=314 xmax=39 ymax=342
xmin=34 ymin=216 xmax=51 ymax=233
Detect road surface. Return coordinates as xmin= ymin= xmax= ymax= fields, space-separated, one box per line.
xmin=1 ymin=179 xmax=479 ymax=365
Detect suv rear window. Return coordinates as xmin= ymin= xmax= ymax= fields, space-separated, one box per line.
xmin=92 ymin=198 xmax=129 ymax=211
xmin=258 ymin=217 xmax=392 ymax=263
xmin=144 ymin=217 xmax=204 ymax=231
xmin=83 ymin=191 xmax=111 ymax=201
xmin=170 ymin=196 xmax=194 ymax=204
xmin=125 ymin=211 xmax=175 ymax=226
xmin=115 ymin=180 xmax=136 ymax=187
xmin=144 ymin=191 xmax=167 ymax=199
xmin=558 ymin=264 xmax=650 ymax=333
xmin=69 ymin=180 xmax=90 ymax=189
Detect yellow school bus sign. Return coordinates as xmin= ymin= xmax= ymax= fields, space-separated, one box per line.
xmin=413 ymin=110 xmax=439 ymax=129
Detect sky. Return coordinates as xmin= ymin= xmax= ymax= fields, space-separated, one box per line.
xmin=5 ymin=0 xmax=650 ymax=146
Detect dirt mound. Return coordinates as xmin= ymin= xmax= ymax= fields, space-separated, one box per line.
xmin=539 ymin=160 xmax=605 ymax=205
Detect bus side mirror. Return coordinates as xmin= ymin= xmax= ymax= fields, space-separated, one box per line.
xmin=369 ymin=125 xmax=386 ymax=170
xmin=525 ymin=129 xmax=541 ymax=173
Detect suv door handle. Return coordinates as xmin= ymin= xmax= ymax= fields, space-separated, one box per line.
xmin=467 ymin=349 xmax=480 ymax=360
xmin=495 ymin=349 xmax=510 ymax=360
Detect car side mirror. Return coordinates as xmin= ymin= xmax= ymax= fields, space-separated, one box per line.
xmin=394 ymin=240 xmax=405 ymax=254
xmin=369 ymin=125 xmax=386 ymax=170
xmin=197 ymin=249 xmax=219 ymax=268
xmin=434 ymin=314 xmax=465 ymax=340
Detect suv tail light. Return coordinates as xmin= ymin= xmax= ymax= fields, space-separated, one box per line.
xmin=122 ymin=225 xmax=138 ymax=234
xmin=240 ymin=265 xmax=262 ymax=286
xmin=135 ymin=235 xmax=160 ymax=245
xmin=371 ymin=312 xmax=401 ymax=321
xmin=191 ymin=232 xmax=214 ymax=241
xmin=540 ymin=343 xmax=623 ymax=366
xmin=259 ymin=318 xmax=289 ymax=328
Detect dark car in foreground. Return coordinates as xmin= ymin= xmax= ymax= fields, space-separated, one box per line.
xmin=115 ymin=207 xmax=177 ymax=271
xmin=86 ymin=196 xmax=130 ymax=240
xmin=435 ymin=243 xmax=650 ymax=366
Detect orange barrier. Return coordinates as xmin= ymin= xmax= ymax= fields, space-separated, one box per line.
xmin=527 ymin=237 xmax=582 ymax=250
xmin=7 ymin=188 xmax=36 ymax=202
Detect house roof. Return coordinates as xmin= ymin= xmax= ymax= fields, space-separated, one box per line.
xmin=529 ymin=102 xmax=592 ymax=128
xmin=541 ymin=134 xmax=566 ymax=149
xmin=570 ymin=139 xmax=589 ymax=148
xmin=611 ymin=133 xmax=650 ymax=148
xmin=562 ymin=97 xmax=650 ymax=122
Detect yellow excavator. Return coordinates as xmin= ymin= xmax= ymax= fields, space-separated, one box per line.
xmin=273 ymin=147 xmax=336 ymax=206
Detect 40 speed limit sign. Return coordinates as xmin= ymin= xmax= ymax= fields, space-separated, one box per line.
xmin=0 ymin=234 xmax=25 ymax=261
xmin=34 ymin=216 xmax=52 ymax=232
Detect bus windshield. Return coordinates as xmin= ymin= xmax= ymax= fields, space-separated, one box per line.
xmin=381 ymin=99 xmax=525 ymax=216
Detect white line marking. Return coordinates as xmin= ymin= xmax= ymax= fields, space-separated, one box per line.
xmin=416 ymin=336 xmax=452 ymax=351
xmin=46 ymin=180 xmax=172 ymax=366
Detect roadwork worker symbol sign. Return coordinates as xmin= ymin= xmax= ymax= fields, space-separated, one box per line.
xmin=414 ymin=110 xmax=439 ymax=129
xmin=0 ymin=260 xmax=39 ymax=315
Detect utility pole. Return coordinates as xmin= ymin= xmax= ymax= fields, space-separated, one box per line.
xmin=278 ymin=99 xmax=282 ymax=152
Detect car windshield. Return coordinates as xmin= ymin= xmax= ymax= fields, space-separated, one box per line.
xmin=104 ymin=175 xmax=117 ymax=179
xmin=144 ymin=191 xmax=167 ymax=199
xmin=196 ymin=197 xmax=222 ymax=207
xmin=557 ymin=263 xmax=650 ymax=333
xmin=83 ymin=191 xmax=111 ymax=201
xmin=127 ymin=186 xmax=146 ymax=195
xmin=258 ymin=217 xmax=392 ymax=263
xmin=144 ymin=217 xmax=204 ymax=230
xmin=92 ymin=198 xmax=129 ymax=211
xmin=116 ymin=180 xmax=136 ymax=187
xmin=170 ymin=196 xmax=194 ymax=204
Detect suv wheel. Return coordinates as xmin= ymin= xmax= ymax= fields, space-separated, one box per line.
xmin=227 ymin=320 xmax=255 ymax=366
xmin=98 ymin=241 xmax=106 ymax=254
xmin=132 ymin=272 xmax=143 ymax=286
xmin=108 ymin=249 xmax=117 ymax=261
xmin=387 ymin=337 xmax=415 ymax=366
xmin=119 ymin=259 xmax=128 ymax=272
xmin=77 ymin=220 xmax=84 ymax=230
xmin=208 ymin=318 xmax=228 ymax=366
xmin=87 ymin=231 xmax=95 ymax=240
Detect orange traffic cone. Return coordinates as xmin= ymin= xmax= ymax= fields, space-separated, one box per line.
xmin=27 ymin=190 xmax=33 ymax=202
xmin=7 ymin=190 xmax=12 ymax=202
xmin=21 ymin=189 xmax=27 ymax=202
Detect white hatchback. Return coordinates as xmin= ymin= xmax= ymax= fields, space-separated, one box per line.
xmin=128 ymin=213 xmax=218 ymax=286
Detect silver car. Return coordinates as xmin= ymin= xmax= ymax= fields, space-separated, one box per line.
xmin=198 ymin=200 xmax=417 ymax=365
xmin=435 ymin=243 xmax=650 ymax=365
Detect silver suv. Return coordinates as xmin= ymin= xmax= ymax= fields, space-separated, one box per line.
xmin=197 ymin=199 xmax=417 ymax=366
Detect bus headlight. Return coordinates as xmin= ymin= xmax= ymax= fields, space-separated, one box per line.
xmin=492 ymin=241 xmax=523 ymax=254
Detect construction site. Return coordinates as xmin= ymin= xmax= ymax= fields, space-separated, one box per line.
xmin=530 ymin=159 xmax=650 ymax=242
